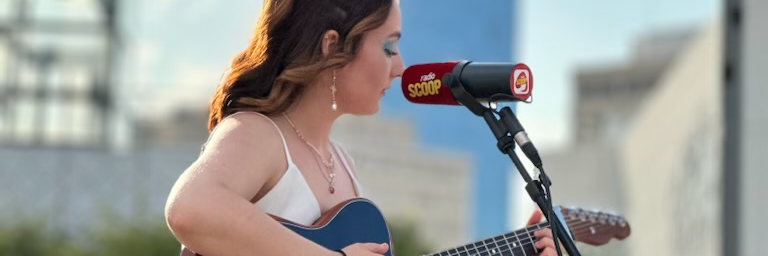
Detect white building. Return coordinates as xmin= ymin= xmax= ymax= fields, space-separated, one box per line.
xmin=622 ymin=22 xmax=722 ymax=256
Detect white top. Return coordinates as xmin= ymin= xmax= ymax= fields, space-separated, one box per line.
xmin=201 ymin=112 xmax=362 ymax=226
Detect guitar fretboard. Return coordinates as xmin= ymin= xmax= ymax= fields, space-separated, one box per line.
xmin=425 ymin=222 xmax=548 ymax=256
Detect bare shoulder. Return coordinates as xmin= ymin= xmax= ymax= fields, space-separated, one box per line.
xmin=205 ymin=112 xmax=283 ymax=153
xmin=191 ymin=112 xmax=287 ymax=198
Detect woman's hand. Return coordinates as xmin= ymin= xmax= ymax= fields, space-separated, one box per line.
xmin=338 ymin=242 xmax=390 ymax=256
xmin=527 ymin=210 xmax=565 ymax=256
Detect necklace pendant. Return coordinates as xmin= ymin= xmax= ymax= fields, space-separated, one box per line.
xmin=329 ymin=186 xmax=335 ymax=194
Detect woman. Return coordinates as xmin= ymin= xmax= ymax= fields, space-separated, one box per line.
xmin=164 ymin=0 xmax=560 ymax=255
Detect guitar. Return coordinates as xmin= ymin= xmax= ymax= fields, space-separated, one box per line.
xmin=182 ymin=198 xmax=630 ymax=256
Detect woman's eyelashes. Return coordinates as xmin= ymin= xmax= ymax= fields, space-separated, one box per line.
xmin=383 ymin=41 xmax=399 ymax=57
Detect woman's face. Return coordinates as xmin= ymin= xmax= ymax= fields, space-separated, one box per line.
xmin=336 ymin=2 xmax=404 ymax=115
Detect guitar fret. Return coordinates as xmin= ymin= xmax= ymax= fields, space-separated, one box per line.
xmin=513 ymin=231 xmax=523 ymax=253
xmin=525 ymin=224 xmax=538 ymax=255
xmin=484 ymin=237 xmax=497 ymax=255
xmin=493 ymin=236 xmax=505 ymax=255
xmin=519 ymin=227 xmax=534 ymax=256
xmin=430 ymin=221 xmax=556 ymax=256
xmin=458 ymin=244 xmax=469 ymax=256
xmin=504 ymin=232 xmax=523 ymax=256
xmin=480 ymin=238 xmax=490 ymax=256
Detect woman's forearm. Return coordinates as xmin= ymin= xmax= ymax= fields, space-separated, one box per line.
xmin=166 ymin=182 xmax=336 ymax=256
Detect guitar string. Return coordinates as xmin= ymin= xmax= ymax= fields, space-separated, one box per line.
xmin=435 ymin=222 xmax=613 ymax=256
xmin=430 ymin=223 xmax=546 ymax=256
xmin=432 ymin=219 xmax=575 ymax=256
xmin=429 ymin=216 xmax=622 ymax=256
xmin=433 ymin=221 xmax=564 ymax=256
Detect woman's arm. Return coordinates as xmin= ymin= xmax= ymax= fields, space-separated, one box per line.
xmin=164 ymin=114 xmax=337 ymax=256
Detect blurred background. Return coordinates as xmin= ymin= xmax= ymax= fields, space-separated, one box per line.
xmin=0 ymin=0 xmax=765 ymax=256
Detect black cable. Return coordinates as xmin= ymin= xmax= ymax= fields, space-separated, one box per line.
xmin=541 ymin=169 xmax=563 ymax=256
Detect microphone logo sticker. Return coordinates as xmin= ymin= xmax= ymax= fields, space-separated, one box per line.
xmin=420 ymin=72 xmax=436 ymax=82
xmin=515 ymin=72 xmax=529 ymax=93
xmin=407 ymin=72 xmax=442 ymax=98
xmin=511 ymin=63 xmax=533 ymax=101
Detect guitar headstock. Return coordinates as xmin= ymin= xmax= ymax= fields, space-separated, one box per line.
xmin=559 ymin=207 xmax=631 ymax=246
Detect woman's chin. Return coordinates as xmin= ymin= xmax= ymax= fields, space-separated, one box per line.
xmin=345 ymin=104 xmax=380 ymax=116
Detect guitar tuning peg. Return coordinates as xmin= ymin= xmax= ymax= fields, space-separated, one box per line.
xmin=577 ymin=209 xmax=588 ymax=221
xmin=566 ymin=207 xmax=582 ymax=218
xmin=588 ymin=212 xmax=598 ymax=222
xmin=597 ymin=213 xmax=608 ymax=224
xmin=608 ymin=215 xmax=618 ymax=226
xmin=617 ymin=217 xmax=628 ymax=227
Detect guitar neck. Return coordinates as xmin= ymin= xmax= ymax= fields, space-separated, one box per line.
xmin=426 ymin=222 xmax=549 ymax=256
xmin=424 ymin=206 xmax=632 ymax=256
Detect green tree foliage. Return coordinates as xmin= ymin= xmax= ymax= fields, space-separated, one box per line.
xmin=388 ymin=219 xmax=433 ymax=256
xmin=0 ymin=217 xmax=435 ymax=256
xmin=0 ymin=219 xmax=179 ymax=256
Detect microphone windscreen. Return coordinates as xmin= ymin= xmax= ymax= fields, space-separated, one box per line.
xmin=401 ymin=62 xmax=460 ymax=105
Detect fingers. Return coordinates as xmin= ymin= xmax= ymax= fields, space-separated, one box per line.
xmin=534 ymin=228 xmax=566 ymax=255
xmin=534 ymin=228 xmax=555 ymax=252
xmin=535 ymin=236 xmax=555 ymax=251
xmin=527 ymin=210 xmax=543 ymax=226
xmin=361 ymin=243 xmax=389 ymax=254
xmin=534 ymin=228 xmax=553 ymax=239
xmin=537 ymin=247 xmax=557 ymax=256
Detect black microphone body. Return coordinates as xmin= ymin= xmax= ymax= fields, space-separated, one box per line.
xmin=456 ymin=62 xmax=517 ymax=101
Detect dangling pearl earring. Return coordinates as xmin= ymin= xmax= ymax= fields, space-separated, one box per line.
xmin=330 ymin=70 xmax=337 ymax=111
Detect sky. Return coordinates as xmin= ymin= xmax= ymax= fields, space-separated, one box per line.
xmin=516 ymin=0 xmax=719 ymax=150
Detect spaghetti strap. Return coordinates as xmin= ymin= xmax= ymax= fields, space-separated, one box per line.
xmin=200 ymin=112 xmax=294 ymax=165
xmin=332 ymin=142 xmax=362 ymax=197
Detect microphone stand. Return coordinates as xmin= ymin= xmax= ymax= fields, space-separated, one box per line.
xmin=442 ymin=72 xmax=581 ymax=256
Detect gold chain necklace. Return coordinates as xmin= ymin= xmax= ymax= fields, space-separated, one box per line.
xmin=282 ymin=112 xmax=337 ymax=194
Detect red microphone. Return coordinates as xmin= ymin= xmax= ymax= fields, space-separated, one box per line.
xmin=401 ymin=61 xmax=533 ymax=105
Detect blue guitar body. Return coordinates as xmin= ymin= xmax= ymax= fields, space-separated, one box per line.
xmin=182 ymin=198 xmax=393 ymax=256
xmin=280 ymin=198 xmax=394 ymax=256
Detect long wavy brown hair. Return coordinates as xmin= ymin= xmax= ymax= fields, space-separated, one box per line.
xmin=207 ymin=0 xmax=393 ymax=131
